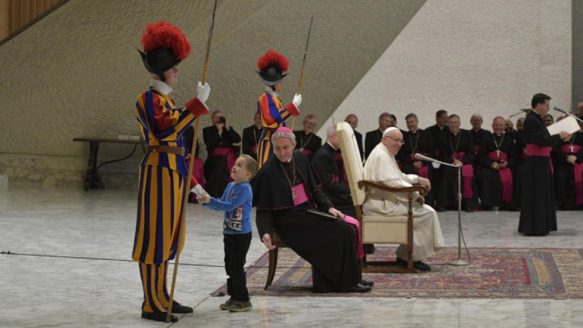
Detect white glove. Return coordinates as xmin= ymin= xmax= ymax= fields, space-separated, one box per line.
xmin=190 ymin=184 xmax=206 ymax=198
xmin=292 ymin=93 xmax=302 ymax=108
xmin=196 ymin=81 xmax=211 ymax=103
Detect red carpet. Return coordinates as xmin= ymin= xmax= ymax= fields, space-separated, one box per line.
xmin=211 ymin=246 xmax=583 ymax=299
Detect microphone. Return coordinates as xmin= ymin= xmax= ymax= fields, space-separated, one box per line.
xmin=414 ymin=153 xmax=461 ymax=168
xmin=553 ymin=107 xmax=568 ymax=114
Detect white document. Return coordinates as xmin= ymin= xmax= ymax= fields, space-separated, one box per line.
xmin=547 ymin=116 xmax=581 ymax=135
xmin=190 ymin=184 xmax=206 ymax=197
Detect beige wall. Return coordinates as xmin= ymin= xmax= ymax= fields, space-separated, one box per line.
xmin=0 ymin=0 xmax=425 ymax=189
xmin=321 ymin=0 xmax=572 ymax=139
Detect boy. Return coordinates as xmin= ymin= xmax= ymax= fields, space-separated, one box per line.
xmin=198 ymin=154 xmax=258 ymax=312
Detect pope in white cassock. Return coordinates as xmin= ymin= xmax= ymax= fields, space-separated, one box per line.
xmin=363 ymin=127 xmax=445 ymax=271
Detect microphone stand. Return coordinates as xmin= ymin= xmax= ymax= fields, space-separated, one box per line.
xmin=417 ymin=155 xmax=469 ymax=266
xmin=554 ymin=107 xmax=583 ymax=125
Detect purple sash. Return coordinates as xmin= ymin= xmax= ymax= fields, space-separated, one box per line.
xmin=292 ymin=183 xmax=309 ymax=206
xmin=525 ymin=144 xmax=553 ymax=175
xmin=487 ymin=151 xmax=512 ymax=204
xmin=453 ymin=152 xmax=474 ymax=199
xmin=343 ymin=215 xmax=364 ymax=259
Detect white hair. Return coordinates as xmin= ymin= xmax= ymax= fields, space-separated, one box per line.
xmin=382 ymin=127 xmax=399 ymax=137
xmin=327 ymin=125 xmax=337 ymax=138
xmin=271 ymin=129 xmax=296 ymax=144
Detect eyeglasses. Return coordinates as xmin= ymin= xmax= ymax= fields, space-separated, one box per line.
xmin=387 ymin=136 xmax=405 ymax=145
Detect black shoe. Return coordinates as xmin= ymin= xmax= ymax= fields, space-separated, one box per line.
xmin=171 ymin=301 xmax=193 ymax=313
xmin=141 ymin=311 xmax=178 ymax=322
xmin=396 ymin=257 xmax=431 ymax=272
xmin=348 ymin=283 xmax=371 ymax=293
xmin=360 ymin=279 xmax=374 ymax=287
xmin=413 ymin=261 xmax=431 ymax=272
xmin=364 ymin=244 xmax=376 ymax=254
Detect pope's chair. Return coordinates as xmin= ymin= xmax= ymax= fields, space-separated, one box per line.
xmin=336 ymin=122 xmax=427 ymax=273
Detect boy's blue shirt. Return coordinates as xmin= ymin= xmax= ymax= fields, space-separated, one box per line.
xmin=205 ymin=181 xmax=253 ymax=235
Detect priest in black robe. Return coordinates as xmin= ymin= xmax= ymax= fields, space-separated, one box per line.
xmin=345 ymin=113 xmax=364 ymax=159
xmin=254 ymin=127 xmax=371 ymax=293
xmin=242 ymin=112 xmax=263 ymax=160
xmin=364 ymin=112 xmax=393 ymax=159
xmin=311 ymin=126 xmax=354 ymax=216
xmin=425 ymin=109 xmax=449 ymax=207
xmin=477 ymin=117 xmax=516 ymax=210
xmin=397 ymin=113 xmax=436 ymax=206
xmin=519 ymin=93 xmax=572 ymax=236
xmin=203 ymin=110 xmax=241 ymax=197
xmin=293 ymin=114 xmax=322 ymax=160
xmin=435 ymin=114 xmax=477 ymax=212
xmin=554 ymin=130 xmax=583 ymax=210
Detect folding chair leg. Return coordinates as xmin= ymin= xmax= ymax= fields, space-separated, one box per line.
xmin=264 ymin=248 xmax=279 ymax=290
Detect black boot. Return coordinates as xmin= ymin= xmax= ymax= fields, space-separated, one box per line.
xmin=141 ymin=311 xmax=178 ymax=322
xmin=171 ymin=301 xmax=193 ymax=313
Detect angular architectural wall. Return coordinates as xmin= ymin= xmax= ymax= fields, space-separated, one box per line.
xmin=321 ymin=0 xmax=571 ymax=138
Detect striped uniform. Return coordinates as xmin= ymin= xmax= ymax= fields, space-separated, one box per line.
xmin=256 ymin=91 xmax=299 ymax=167
xmin=133 ymin=86 xmax=207 ymax=313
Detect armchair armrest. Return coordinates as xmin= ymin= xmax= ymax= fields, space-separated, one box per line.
xmin=357 ymin=180 xmax=428 ymax=196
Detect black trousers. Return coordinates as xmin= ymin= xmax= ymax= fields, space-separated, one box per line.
xmin=224 ymin=233 xmax=252 ymax=301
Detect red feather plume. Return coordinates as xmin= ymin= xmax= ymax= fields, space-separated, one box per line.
xmin=140 ymin=21 xmax=191 ymax=60
xmin=257 ymin=49 xmax=288 ymax=72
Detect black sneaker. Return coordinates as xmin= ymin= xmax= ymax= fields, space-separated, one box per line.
xmin=219 ymin=298 xmax=234 ymax=310
xmin=226 ymin=300 xmax=253 ymax=312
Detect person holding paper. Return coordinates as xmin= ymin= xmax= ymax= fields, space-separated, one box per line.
xmin=253 ymin=127 xmax=372 ymax=293
xmin=519 ymin=93 xmax=572 ymax=236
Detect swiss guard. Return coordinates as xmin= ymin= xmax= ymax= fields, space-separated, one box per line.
xmin=133 ymin=21 xmax=211 ymax=322
xmin=255 ymin=49 xmax=302 ymax=167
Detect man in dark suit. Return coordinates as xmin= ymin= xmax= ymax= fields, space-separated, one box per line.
xmin=364 ymin=112 xmax=394 ymax=159
xmin=242 ymin=112 xmax=262 ymax=160
xmin=345 ymin=113 xmax=364 ymax=160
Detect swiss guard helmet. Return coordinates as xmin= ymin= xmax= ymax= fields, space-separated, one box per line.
xmin=138 ymin=21 xmax=191 ymax=81
xmin=257 ymin=49 xmax=289 ymax=86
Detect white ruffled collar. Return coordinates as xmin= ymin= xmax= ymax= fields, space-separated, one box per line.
xmin=265 ymin=86 xmax=279 ymax=98
xmin=150 ymin=79 xmax=173 ymax=96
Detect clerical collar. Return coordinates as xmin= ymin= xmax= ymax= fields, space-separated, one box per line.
xmin=278 ymin=156 xmax=293 ymax=164
xmin=327 ymin=141 xmax=337 ymax=150
xmin=265 ymin=86 xmax=279 ymax=98
xmin=149 ymin=79 xmax=173 ymax=96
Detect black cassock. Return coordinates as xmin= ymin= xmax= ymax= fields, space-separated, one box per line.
xmin=518 ymin=112 xmax=562 ymax=235
xmin=354 ymin=130 xmax=364 ymax=160
xmin=554 ymin=132 xmax=583 ymax=210
xmin=471 ymin=128 xmax=492 ymax=162
xmin=203 ymin=125 xmax=241 ymax=197
xmin=311 ymin=143 xmax=354 ymax=216
xmin=426 ymin=125 xmax=449 ymax=204
xmin=512 ymin=131 xmax=527 ymax=209
xmin=397 ymin=129 xmax=436 ymax=205
xmin=436 ymin=129 xmax=477 ymax=210
xmin=364 ymin=129 xmax=383 ymax=160
xmin=254 ymin=151 xmax=361 ymax=292
xmin=293 ymin=130 xmax=322 ymax=160
xmin=477 ymin=132 xmax=516 ymax=209
xmin=242 ymin=125 xmax=262 ymax=161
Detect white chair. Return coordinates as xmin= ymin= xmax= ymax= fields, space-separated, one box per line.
xmin=337 ymin=122 xmax=427 ymax=273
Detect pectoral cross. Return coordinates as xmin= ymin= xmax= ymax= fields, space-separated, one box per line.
xmin=292 ymin=191 xmax=297 ymax=200
xmin=570 ymin=145 xmax=575 ymax=153
xmin=496 ymin=149 xmax=501 ymax=157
